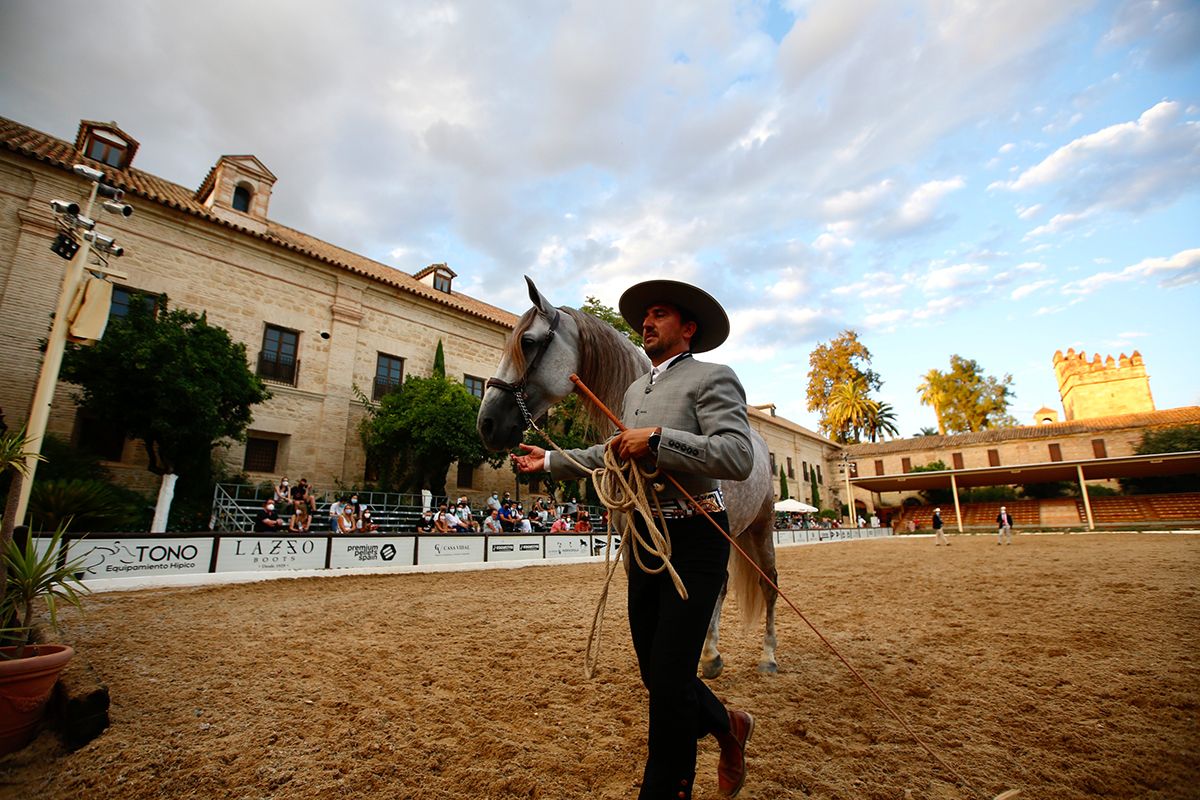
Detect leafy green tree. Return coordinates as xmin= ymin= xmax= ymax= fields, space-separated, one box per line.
xmin=60 ymin=299 xmax=270 ymax=529
xmin=432 ymin=340 xmax=446 ymax=378
xmin=581 ymin=296 xmax=642 ymax=348
xmin=779 ymin=465 xmax=789 ymax=500
xmin=810 ymin=481 xmax=820 ymax=511
xmin=918 ymin=355 xmax=1015 ymax=434
xmin=806 ymin=330 xmax=882 ymax=442
xmin=911 ymin=460 xmax=952 ymax=504
xmin=914 ymin=426 xmax=939 ymax=437
xmin=359 ymin=374 xmax=503 ymax=496
xmin=1121 ymin=424 xmax=1200 ymax=494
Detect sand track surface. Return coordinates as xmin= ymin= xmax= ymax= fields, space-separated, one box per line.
xmin=1 ymin=533 xmax=1196 ymax=799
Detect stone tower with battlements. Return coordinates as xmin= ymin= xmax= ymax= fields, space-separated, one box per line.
xmin=1053 ymin=349 xmax=1155 ymax=421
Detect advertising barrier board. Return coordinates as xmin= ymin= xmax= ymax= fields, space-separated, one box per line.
xmin=417 ymin=536 xmax=485 ymax=565
xmin=485 ymin=535 xmax=544 ymax=562
xmin=329 ymin=537 xmax=415 ymax=569
xmin=68 ymin=537 xmax=214 ymax=580
xmin=544 ymin=534 xmax=593 ymax=559
xmin=215 ymin=536 xmax=327 ymax=573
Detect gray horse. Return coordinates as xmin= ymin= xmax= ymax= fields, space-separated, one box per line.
xmin=477 ymin=277 xmax=779 ymax=676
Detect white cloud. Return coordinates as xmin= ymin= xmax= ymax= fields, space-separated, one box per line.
xmin=1025 ymin=210 xmax=1095 ymax=239
xmin=921 ymin=262 xmax=989 ymax=294
xmin=890 ymin=177 xmax=966 ymax=232
xmin=1010 ymin=279 xmax=1057 ymax=300
xmin=821 ymin=179 xmax=895 ymax=220
xmin=1016 ymin=203 xmax=1043 ymax=220
xmin=1063 ymin=248 xmax=1200 ymax=294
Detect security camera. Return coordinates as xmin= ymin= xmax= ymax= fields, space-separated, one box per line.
xmin=49 ymin=199 xmax=80 ymax=216
xmin=71 ymin=214 xmax=96 ymax=231
xmin=96 ymin=184 xmax=125 ymax=201
xmin=103 ymin=244 xmax=125 ymax=257
xmin=102 ymin=200 xmax=134 ymax=217
xmin=319 ymin=330 xmax=331 ymax=340
xmin=83 ymin=231 xmax=115 ymax=248
xmin=73 ymin=164 xmax=105 ymax=181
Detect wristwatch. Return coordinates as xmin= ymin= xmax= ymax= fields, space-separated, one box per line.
xmin=647 ymin=427 xmax=662 ymax=455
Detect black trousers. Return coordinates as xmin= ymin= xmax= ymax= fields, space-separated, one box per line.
xmin=628 ymin=511 xmax=733 ymax=800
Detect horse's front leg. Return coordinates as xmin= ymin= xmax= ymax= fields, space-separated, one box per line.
xmin=701 ymin=578 xmax=727 ymax=679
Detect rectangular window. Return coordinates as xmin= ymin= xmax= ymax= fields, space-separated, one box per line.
xmin=816 ymin=465 xmax=823 ymax=484
xmin=75 ymin=411 xmax=124 ymax=462
xmin=786 ymin=457 xmax=794 ymax=479
xmin=769 ymin=452 xmax=776 ymax=474
xmin=952 ymin=452 xmax=964 ymax=470
xmin=901 ymin=457 xmax=912 ymax=473
xmin=433 ymin=273 xmax=452 ymax=293
xmin=802 ymin=461 xmax=809 ymax=481
xmin=988 ymin=449 xmax=1000 ymax=467
xmin=464 ymin=374 xmax=485 ymax=399
xmin=109 ymin=286 xmax=158 ymax=320
xmin=244 ymin=437 xmax=279 ymax=473
xmin=258 ymin=324 xmax=299 ymax=386
xmin=1092 ymin=439 xmax=1107 ymax=458
xmin=456 ymin=461 xmax=474 ymax=489
xmin=86 ymin=135 xmax=126 ymax=168
xmin=874 ymin=459 xmax=884 ymax=476
xmin=373 ymin=353 xmax=405 ymax=400
xmin=1049 ymin=443 xmax=1063 ymax=462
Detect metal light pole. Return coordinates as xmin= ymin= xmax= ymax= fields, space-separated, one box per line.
xmin=840 ymin=451 xmax=855 ymax=527
xmin=10 ymin=166 xmax=128 ymax=529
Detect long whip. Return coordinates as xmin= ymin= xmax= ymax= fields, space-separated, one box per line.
xmin=567 ymin=373 xmax=1019 ymax=800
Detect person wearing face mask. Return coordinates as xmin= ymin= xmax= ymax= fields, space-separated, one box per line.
xmin=255 ymin=498 xmax=283 ymax=532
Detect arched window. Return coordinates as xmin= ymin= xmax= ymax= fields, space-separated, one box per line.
xmin=232 ymin=185 xmax=253 ymax=213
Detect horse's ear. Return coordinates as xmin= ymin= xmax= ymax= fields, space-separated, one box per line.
xmin=526 ymin=275 xmax=555 ymax=315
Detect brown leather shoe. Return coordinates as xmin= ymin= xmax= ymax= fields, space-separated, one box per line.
xmin=716 ymin=708 xmax=754 ymax=797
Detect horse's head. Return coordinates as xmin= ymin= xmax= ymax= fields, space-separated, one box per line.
xmin=477 ymin=277 xmax=582 ymax=450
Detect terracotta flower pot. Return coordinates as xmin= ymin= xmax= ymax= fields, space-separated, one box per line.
xmin=0 ymin=643 xmax=74 ymax=755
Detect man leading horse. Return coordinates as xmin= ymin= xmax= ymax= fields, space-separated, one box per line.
xmin=511 ymin=279 xmax=756 ymax=799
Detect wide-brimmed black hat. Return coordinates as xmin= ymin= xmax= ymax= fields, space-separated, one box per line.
xmin=618 ymin=279 xmax=730 ymax=353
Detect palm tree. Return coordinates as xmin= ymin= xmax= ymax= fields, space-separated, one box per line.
xmin=827 ymin=378 xmax=878 ymax=443
xmin=914 ymin=426 xmax=939 ymax=437
xmin=917 ymin=369 xmax=949 ymax=435
xmin=864 ymin=401 xmax=900 ymax=442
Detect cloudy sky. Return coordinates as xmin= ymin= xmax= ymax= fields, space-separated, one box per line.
xmin=2 ymin=0 xmax=1198 ymax=436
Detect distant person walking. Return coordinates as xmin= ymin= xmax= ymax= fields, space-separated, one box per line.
xmin=997 ymin=506 xmax=1015 ymax=545
xmin=932 ymin=507 xmax=949 ymax=546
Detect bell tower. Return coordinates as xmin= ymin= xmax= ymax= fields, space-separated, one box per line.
xmin=1053 ymin=349 xmax=1155 ymax=421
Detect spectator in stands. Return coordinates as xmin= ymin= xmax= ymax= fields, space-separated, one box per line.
xmin=576 ymin=511 xmax=592 ymax=533
xmin=274 ymin=476 xmax=291 ymax=505
xmin=337 ymin=504 xmax=357 ymax=534
xmin=869 ymin=513 xmax=880 ymax=528
xmin=435 ymin=504 xmax=461 ymax=534
xmin=290 ymin=478 xmax=309 ymax=510
xmin=328 ymin=496 xmax=345 ymax=533
xmin=517 ymin=514 xmax=533 ymax=533
xmin=857 ymin=514 xmax=866 ymax=528
xmin=487 ymin=491 xmax=502 ymax=513
xmin=255 ymin=499 xmax=283 ymax=532
xmin=562 ymin=497 xmax=579 ymax=518
xmin=932 ymin=508 xmax=949 ymax=546
xmin=996 ymin=506 xmax=1015 ymax=545
xmin=550 ymin=514 xmax=571 ymax=532
xmin=417 ymin=509 xmax=436 ymax=533
xmin=289 ymin=504 xmax=312 ymax=533
xmin=456 ymin=500 xmax=480 ymax=532
xmin=483 ymin=508 xmax=503 ymax=533
xmin=358 ymin=508 xmax=380 ymax=534
xmin=348 ymin=493 xmax=363 ymax=519
xmin=498 ymin=501 xmax=517 ymax=532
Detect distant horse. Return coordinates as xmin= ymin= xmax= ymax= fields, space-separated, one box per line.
xmin=477 ymin=277 xmax=779 ymax=676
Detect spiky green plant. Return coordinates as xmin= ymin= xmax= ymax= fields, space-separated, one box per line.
xmin=1 ymin=522 xmax=89 ymax=659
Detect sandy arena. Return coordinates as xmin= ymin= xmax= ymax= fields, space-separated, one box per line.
xmin=1 ymin=532 xmax=1196 ymax=799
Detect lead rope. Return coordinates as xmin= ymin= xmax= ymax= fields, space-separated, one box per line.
xmin=525 ymin=413 xmax=688 ymax=680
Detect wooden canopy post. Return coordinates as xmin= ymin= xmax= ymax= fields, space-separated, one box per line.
xmin=950 ymin=473 xmax=964 ymax=533
xmin=1077 ymin=464 xmax=1095 ymax=531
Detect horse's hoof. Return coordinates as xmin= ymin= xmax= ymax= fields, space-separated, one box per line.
xmin=757 ymin=661 xmax=778 ymax=675
xmin=702 ymin=657 xmax=724 ymax=679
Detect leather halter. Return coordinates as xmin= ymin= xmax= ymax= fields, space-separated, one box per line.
xmin=485 ymin=306 xmax=561 ymax=428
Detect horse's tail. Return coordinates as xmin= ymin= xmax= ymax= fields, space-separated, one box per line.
xmin=727 ymin=506 xmax=773 ymax=631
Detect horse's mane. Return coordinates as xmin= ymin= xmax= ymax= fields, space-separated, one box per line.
xmin=563 ymin=307 xmax=650 ymax=434
xmin=502 ymin=308 xmax=538 ymax=376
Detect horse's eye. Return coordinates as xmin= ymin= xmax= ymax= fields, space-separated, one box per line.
xmin=521 ymin=336 xmax=537 ymax=348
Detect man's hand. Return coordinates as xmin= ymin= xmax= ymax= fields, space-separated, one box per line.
xmin=611 ymin=427 xmax=658 ymax=461
xmin=511 ymin=443 xmax=547 ymax=473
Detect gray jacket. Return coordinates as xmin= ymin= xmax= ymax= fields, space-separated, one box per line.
xmin=549 ymin=355 xmax=754 ymax=500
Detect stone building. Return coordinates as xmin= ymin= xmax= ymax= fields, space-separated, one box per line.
xmin=748 ymin=404 xmax=839 ymax=507
xmin=0 ymin=116 xmax=518 ymax=497
xmin=1054 ymin=348 xmax=1155 ymax=421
